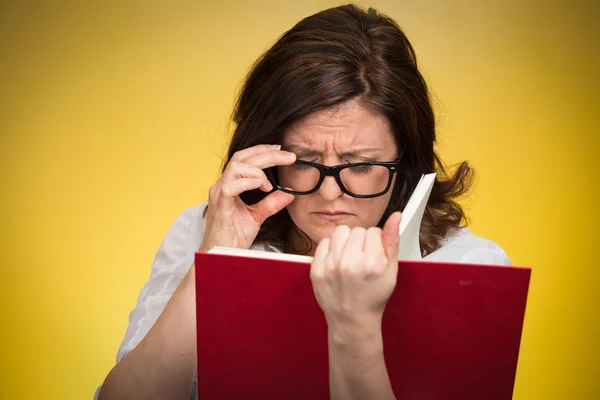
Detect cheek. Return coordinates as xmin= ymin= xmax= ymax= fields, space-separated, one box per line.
xmin=285 ymin=197 xmax=331 ymax=240
xmin=285 ymin=196 xmax=306 ymax=223
xmin=277 ymin=167 xmax=292 ymax=187
xmin=358 ymin=196 xmax=391 ymax=225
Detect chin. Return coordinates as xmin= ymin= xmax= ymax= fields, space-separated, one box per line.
xmin=309 ymin=229 xmax=333 ymax=244
xmin=303 ymin=225 xmax=343 ymax=244
xmin=291 ymin=212 xmax=370 ymax=245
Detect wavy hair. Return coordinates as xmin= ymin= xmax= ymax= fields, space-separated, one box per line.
xmin=207 ymin=4 xmax=473 ymax=256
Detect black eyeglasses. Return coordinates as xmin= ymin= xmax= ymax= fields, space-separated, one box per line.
xmin=267 ymin=153 xmax=403 ymax=199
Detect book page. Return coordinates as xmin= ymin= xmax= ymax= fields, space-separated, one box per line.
xmin=208 ymin=246 xmax=313 ymax=263
xmin=398 ymin=173 xmax=436 ymax=260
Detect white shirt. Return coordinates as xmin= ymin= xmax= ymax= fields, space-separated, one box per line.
xmin=94 ymin=201 xmax=511 ymax=399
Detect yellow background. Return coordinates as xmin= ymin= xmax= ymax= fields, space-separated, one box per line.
xmin=1 ymin=1 xmax=598 ymax=398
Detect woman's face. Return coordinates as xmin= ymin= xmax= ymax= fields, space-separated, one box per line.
xmin=280 ymin=99 xmax=399 ymax=248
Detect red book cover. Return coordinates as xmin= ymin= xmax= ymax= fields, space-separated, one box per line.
xmin=195 ymin=252 xmax=530 ymax=400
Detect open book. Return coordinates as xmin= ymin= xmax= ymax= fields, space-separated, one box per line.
xmin=209 ymin=172 xmax=437 ymax=261
xmin=194 ymin=197 xmax=531 ymax=398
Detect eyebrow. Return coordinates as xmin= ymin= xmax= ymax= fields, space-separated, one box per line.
xmin=283 ymin=144 xmax=382 ymax=158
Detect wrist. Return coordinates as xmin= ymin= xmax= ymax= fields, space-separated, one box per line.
xmin=198 ymin=241 xmax=211 ymax=253
xmin=327 ymin=314 xmax=383 ymax=348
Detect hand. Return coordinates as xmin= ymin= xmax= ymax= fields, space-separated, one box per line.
xmin=199 ymin=144 xmax=296 ymax=252
xmin=309 ymin=212 xmax=402 ymax=334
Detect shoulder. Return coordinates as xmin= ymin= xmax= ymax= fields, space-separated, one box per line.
xmin=113 ymin=202 xmax=210 ymax=364
xmin=171 ymin=202 xmax=208 ymax=228
xmin=154 ymin=202 xmax=209 ymax=257
xmin=424 ymin=227 xmax=511 ymax=266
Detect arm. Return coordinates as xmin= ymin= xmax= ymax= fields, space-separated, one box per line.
xmin=98 ymin=268 xmax=197 ymax=400
xmin=95 ymin=205 xmax=204 ymax=400
xmin=310 ymin=213 xmax=403 ymax=400
xmin=96 ymin=144 xmax=295 ymax=399
xmin=327 ymin=318 xmax=395 ymax=400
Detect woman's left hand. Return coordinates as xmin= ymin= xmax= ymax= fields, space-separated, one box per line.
xmin=310 ymin=212 xmax=402 ymax=334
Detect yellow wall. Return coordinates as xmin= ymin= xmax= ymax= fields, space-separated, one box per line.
xmin=1 ymin=1 xmax=598 ymax=398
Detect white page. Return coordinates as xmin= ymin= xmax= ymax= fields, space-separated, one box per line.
xmin=398 ymin=173 xmax=436 ymax=260
xmin=208 ymin=246 xmax=313 ymax=263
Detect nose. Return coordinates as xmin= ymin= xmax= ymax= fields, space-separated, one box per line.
xmin=317 ymin=175 xmax=343 ymax=201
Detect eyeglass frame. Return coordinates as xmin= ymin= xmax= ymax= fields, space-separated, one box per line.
xmin=267 ymin=150 xmax=405 ymax=199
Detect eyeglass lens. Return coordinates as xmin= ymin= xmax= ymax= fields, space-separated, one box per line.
xmin=276 ymin=163 xmax=391 ymax=196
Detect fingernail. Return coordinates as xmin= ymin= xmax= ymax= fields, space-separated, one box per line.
xmin=265 ymin=180 xmax=273 ymax=191
xmin=271 ymin=144 xmax=281 ymax=150
xmin=285 ymin=152 xmax=296 ymax=159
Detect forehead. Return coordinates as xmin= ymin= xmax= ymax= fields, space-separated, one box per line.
xmin=282 ymin=100 xmax=395 ymax=150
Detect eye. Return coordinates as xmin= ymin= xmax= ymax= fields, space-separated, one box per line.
xmin=291 ymin=162 xmax=313 ymax=171
xmin=349 ymin=165 xmax=374 ymax=175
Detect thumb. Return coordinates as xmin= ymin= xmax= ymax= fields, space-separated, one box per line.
xmin=381 ymin=211 xmax=402 ymax=261
xmin=250 ymin=190 xmax=295 ymax=224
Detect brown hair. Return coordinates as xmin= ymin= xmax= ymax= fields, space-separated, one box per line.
xmin=208 ymin=4 xmax=473 ymax=256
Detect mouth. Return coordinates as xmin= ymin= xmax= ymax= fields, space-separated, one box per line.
xmin=312 ymin=211 xmax=352 ymax=221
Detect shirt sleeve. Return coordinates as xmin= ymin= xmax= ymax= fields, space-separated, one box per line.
xmin=461 ymin=246 xmax=512 ymax=266
xmin=94 ymin=204 xmax=206 ymax=399
xmin=117 ymin=204 xmax=207 ymax=362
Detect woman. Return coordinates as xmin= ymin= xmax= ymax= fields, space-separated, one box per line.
xmin=96 ymin=4 xmax=510 ymax=400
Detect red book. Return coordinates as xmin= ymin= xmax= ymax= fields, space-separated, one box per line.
xmin=194 ymin=249 xmax=530 ymax=400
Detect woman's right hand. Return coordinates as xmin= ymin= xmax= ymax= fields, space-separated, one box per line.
xmin=199 ymin=144 xmax=297 ymax=252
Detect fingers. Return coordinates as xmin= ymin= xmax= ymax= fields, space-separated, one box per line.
xmin=381 ymin=211 xmax=402 ymax=261
xmin=230 ymin=143 xmax=296 ymax=169
xmin=364 ymin=227 xmax=384 ymax=256
xmin=310 ymin=237 xmax=330 ymax=281
xmin=241 ymin=149 xmax=296 ymax=169
xmin=230 ymin=144 xmax=281 ymax=162
xmin=364 ymin=227 xmax=386 ymax=276
xmin=222 ymin=162 xmax=272 ymax=192
xmin=311 ymin=221 xmax=400 ymax=323
xmin=222 ymin=146 xmax=296 ymax=194
xmin=340 ymin=227 xmax=366 ymax=272
xmin=329 ymin=225 xmax=351 ymax=267
xmin=220 ymin=178 xmax=265 ymax=198
xmin=248 ymin=190 xmax=295 ymax=224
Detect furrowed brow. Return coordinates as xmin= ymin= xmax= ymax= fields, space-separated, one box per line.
xmin=284 ymin=144 xmax=381 ymax=158
xmin=340 ymin=148 xmax=381 ymax=158
xmin=283 ymin=144 xmax=320 ymax=157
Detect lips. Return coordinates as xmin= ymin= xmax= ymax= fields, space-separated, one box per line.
xmin=312 ymin=211 xmax=351 ymax=221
